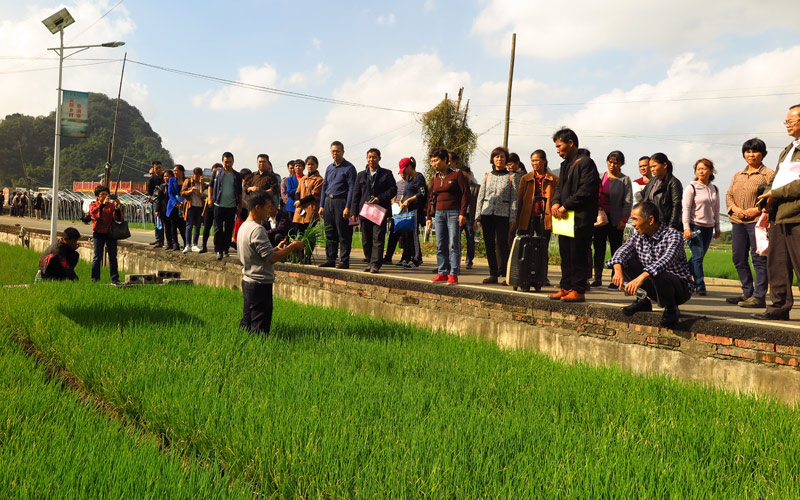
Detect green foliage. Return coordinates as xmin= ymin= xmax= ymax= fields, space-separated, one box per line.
xmin=2 ymin=242 xmax=800 ymax=498
xmin=419 ymin=96 xmax=477 ymax=178
xmin=0 ymin=93 xmax=173 ymax=189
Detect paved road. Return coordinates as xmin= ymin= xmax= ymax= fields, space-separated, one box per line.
xmin=4 ymin=214 xmax=798 ymax=329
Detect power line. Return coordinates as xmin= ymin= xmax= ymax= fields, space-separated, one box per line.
xmin=126 ymin=59 xmax=424 ymax=115
xmin=67 ymin=0 xmax=127 ymax=43
xmin=0 ymin=60 xmax=120 ymax=75
xmin=473 ymin=91 xmax=800 ymax=107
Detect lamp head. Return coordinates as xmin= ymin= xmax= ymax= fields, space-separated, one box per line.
xmin=42 ymin=8 xmax=75 ymax=34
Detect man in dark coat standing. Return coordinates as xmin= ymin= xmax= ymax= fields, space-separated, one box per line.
xmin=350 ymin=148 xmax=397 ymax=273
xmin=549 ymin=127 xmax=600 ymax=302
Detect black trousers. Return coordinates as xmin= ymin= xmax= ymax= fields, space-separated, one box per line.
xmin=593 ymin=224 xmax=624 ymax=280
xmin=384 ymin=219 xmax=401 ymax=262
xmin=622 ymin=254 xmax=691 ymax=308
xmin=361 ymin=217 xmax=388 ymax=269
xmin=482 ymin=214 xmax=510 ymax=277
xmin=401 ymin=225 xmax=422 ymax=265
xmin=161 ymin=211 xmax=174 ymax=247
xmin=323 ymin=197 xmax=353 ymax=265
xmin=558 ymin=228 xmax=592 ymax=294
xmin=168 ymin=208 xmax=185 ymax=247
xmin=240 ymin=280 xmax=273 ymax=335
xmin=213 ymin=206 xmax=237 ymax=253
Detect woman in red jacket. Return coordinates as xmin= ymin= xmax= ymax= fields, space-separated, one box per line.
xmin=89 ymin=185 xmax=123 ymax=284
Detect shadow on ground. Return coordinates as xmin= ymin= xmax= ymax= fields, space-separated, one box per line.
xmin=59 ymin=304 xmax=205 ymax=329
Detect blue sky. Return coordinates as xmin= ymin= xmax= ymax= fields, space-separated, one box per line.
xmin=2 ymin=0 xmax=800 ymax=189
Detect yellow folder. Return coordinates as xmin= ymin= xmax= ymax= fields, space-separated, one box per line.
xmin=551 ymin=210 xmax=575 ymax=237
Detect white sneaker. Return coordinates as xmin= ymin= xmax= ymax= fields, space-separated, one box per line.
xmin=182 ymin=246 xmax=190 ymax=254
xmin=191 ymin=245 xmax=201 ymax=252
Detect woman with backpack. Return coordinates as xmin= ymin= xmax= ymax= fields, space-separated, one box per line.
xmin=682 ymin=158 xmax=720 ymax=296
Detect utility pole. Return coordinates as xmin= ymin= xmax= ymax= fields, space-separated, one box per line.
xmin=104 ymin=52 xmax=127 ymax=189
xmin=503 ymin=33 xmax=516 ymax=150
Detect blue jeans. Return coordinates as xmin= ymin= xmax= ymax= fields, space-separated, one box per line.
xmin=91 ymin=232 xmax=119 ymax=283
xmin=185 ymin=206 xmax=203 ymax=246
xmin=731 ymin=222 xmax=767 ymax=299
xmin=435 ymin=209 xmax=461 ymax=276
xmin=687 ymin=224 xmax=714 ymax=291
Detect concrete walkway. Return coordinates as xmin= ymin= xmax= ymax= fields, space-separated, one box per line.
xmin=4 ymin=214 xmax=797 ymax=329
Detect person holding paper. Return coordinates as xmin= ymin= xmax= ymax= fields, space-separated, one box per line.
xmin=724 ymin=138 xmax=774 ymax=308
xmin=753 ymin=104 xmax=800 ymax=320
xmin=350 ymin=148 xmax=397 ymax=274
xmin=549 ymin=127 xmax=600 ymax=302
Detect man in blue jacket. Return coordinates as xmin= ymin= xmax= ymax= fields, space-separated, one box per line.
xmin=318 ymin=141 xmax=357 ymax=269
xmin=350 ymin=148 xmax=397 ymax=273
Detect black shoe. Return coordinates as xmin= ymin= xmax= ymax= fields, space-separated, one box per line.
xmin=383 ymin=257 xmax=393 ymax=264
xmin=608 ymin=282 xmax=620 ymax=291
xmin=751 ymin=310 xmax=790 ymax=320
xmin=336 ymin=262 xmax=349 ymax=269
xmin=726 ymin=294 xmax=749 ymax=304
xmin=590 ymin=279 xmax=602 ymax=288
xmin=216 ymin=252 xmax=223 ymax=260
xmin=362 ymin=258 xmax=369 ymax=263
xmin=696 ymin=289 xmax=707 ymax=296
xmin=622 ymin=298 xmax=652 ymax=316
xmin=149 ymin=241 xmax=159 ymax=246
xmin=319 ymin=261 xmax=336 ymax=268
xmin=364 ymin=267 xmax=372 ymax=272
xmin=198 ymin=247 xmax=207 ymax=254
xmin=661 ymin=306 xmax=679 ymax=327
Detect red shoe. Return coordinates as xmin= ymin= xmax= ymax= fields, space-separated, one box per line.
xmin=561 ymin=290 xmax=585 ymax=302
xmin=446 ymin=275 xmax=458 ymax=285
xmin=432 ymin=274 xmax=448 ymax=283
xmin=548 ymin=289 xmax=570 ymax=300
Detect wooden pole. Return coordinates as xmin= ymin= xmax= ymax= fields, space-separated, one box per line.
xmin=503 ymin=33 xmax=516 ymax=150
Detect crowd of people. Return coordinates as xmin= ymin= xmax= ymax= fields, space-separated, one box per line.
xmin=37 ymin=103 xmax=800 ymax=332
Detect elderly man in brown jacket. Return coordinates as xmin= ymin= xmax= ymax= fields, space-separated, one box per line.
xmin=754 ymin=104 xmax=800 ymax=320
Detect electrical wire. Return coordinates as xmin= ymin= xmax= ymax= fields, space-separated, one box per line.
xmin=0 ymin=60 xmax=120 ymax=75
xmin=126 ymin=59 xmax=424 ymax=114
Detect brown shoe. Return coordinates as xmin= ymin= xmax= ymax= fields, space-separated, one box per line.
xmin=548 ymin=289 xmax=570 ymax=300
xmin=561 ymin=290 xmax=586 ymax=302
xmin=738 ymin=296 xmax=766 ymax=308
xmin=482 ymin=276 xmax=498 ymax=284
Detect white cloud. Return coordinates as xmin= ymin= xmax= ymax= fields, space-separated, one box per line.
xmin=376 ymin=13 xmax=395 ymax=25
xmin=472 ymin=0 xmax=797 ymax=59
xmin=315 ymin=63 xmax=331 ymax=79
xmin=0 ymin=1 xmax=137 ymax=119
xmin=311 ymin=37 xmax=321 ymax=49
xmin=287 ymin=72 xmax=307 ymax=86
xmin=550 ymin=47 xmax=800 ymax=191
xmin=424 ymin=0 xmax=436 ymax=12
xmin=312 ymin=53 xmax=471 ymax=166
xmin=191 ymin=63 xmax=279 ymax=110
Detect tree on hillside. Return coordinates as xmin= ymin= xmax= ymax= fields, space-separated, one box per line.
xmin=419 ymin=90 xmax=477 ymax=178
xmin=0 ymin=93 xmax=173 ymax=189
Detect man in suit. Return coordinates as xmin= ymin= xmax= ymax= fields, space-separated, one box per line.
xmin=350 ymin=148 xmax=397 ymax=273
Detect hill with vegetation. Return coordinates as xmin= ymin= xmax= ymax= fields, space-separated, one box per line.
xmin=0 ymin=92 xmax=173 ymax=189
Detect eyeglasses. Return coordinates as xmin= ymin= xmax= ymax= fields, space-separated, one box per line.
xmin=785 ymin=119 xmax=800 ymax=127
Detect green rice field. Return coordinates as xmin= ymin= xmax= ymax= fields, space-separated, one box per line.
xmin=1 ymin=242 xmax=799 ymax=498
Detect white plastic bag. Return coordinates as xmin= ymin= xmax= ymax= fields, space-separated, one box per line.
xmin=755 ymin=212 xmax=769 ymax=255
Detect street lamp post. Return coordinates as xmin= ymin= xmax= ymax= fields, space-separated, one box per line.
xmin=42 ymin=8 xmax=124 ymax=244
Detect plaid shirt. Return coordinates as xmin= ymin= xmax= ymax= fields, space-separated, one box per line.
xmin=606 ymin=224 xmax=693 ymax=290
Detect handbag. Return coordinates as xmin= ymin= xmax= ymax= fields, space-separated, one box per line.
xmin=393 ymin=212 xmax=416 ymax=233
xmin=109 ymin=220 xmax=131 ymax=240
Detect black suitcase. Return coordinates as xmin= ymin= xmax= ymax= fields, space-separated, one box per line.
xmin=506 ymin=234 xmax=548 ymax=292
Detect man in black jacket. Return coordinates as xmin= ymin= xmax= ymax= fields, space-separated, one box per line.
xmin=549 ymin=128 xmax=600 ymax=302
xmin=350 ymin=148 xmax=397 ymax=273
xmin=40 ymin=227 xmax=81 ymax=281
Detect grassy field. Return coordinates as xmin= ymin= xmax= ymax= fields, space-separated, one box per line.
xmin=1 ymin=242 xmax=800 ymax=498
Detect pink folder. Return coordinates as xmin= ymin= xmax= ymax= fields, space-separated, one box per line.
xmin=359 ymin=203 xmax=387 ymax=225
